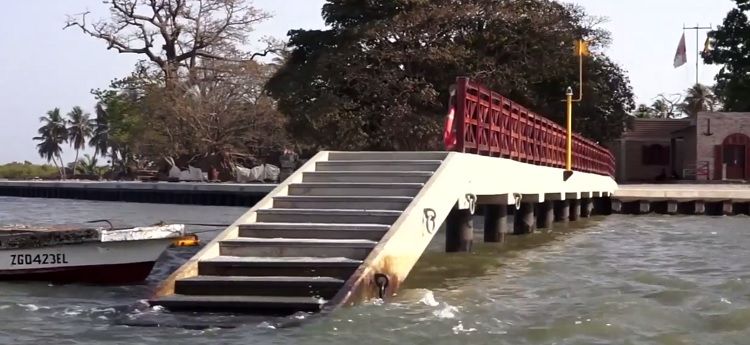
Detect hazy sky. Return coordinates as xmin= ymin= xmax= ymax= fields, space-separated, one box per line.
xmin=0 ymin=0 xmax=735 ymax=163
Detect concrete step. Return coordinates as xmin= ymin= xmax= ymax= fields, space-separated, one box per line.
xmin=219 ymin=238 xmax=377 ymax=259
xmin=151 ymin=294 xmax=325 ymax=314
xmin=273 ymin=196 xmax=413 ymax=210
xmin=302 ymin=171 xmax=433 ymax=183
xmin=256 ymin=208 xmax=402 ymax=224
xmin=328 ymin=152 xmax=449 ymax=161
xmin=316 ymin=160 xmax=443 ymax=172
xmin=174 ymin=275 xmax=344 ymax=299
xmin=198 ymin=256 xmax=362 ymax=279
xmin=288 ymin=183 xmax=423 ymax=197
xmin=239 ymin=222 xmax=390 ymax=241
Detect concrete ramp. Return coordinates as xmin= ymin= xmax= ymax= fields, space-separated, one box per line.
xmin=151 ymin=151 xmax=616 ymax=314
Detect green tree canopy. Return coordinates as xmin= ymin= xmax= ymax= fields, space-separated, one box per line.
xmin=703 ymin=0 xmax=750 ymax=111
xmin=267 ymin=0 xmax=634 ymax=150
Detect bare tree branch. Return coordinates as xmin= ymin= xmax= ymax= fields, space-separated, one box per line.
xmin=65 ymin=0 xmax=272 ymax=86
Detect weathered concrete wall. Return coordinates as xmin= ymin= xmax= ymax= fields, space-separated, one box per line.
xmin=622 ymin=140 xmax=671 ymax=182
xmin=682 ymin=130 xmax=697 ymax=178
xmin=696 ymin=112 xmax=750 ymax=179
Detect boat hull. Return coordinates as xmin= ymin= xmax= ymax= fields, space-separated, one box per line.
xmin=0 ymin=238 xmax=173 ymax=284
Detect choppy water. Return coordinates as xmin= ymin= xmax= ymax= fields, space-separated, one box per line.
xmin=1 ymin=196 xmax=750 ymax=344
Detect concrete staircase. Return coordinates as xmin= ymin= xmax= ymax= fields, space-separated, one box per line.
xmin=152 ymin=152 xmax=448 ymax=314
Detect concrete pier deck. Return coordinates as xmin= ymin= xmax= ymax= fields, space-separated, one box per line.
xmin=0 ymin=180 xmax=276 ymax=206
xmin=615 ymin=184 xmax=750 ymax=201
xmin=613 ymin=184 xmax=750 ymax=215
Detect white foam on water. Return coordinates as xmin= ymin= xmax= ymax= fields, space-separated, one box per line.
xmin=452 ymin=322 xmax=477 ymax=334
xmin=150 ymin=305 xmax=166 ymax=312
xmin=18 ymin=304 xmax=47 ymax=312
xmin=63 ymin=307 xmax=83 ymax=316
xmin=257 ymin=321 xmax=276 ymax=330
xmin=721 ymin=297 xmax=732 ymax=304
xmin=91 ymin=307 xmax=117 ymax=314
xmin=291 ymin=312 xmax=309 ymax=320
xmin=433 ymin=304 xmax=459 ymax=319
xmin=419 ymin=290 xmax=440 ymax=307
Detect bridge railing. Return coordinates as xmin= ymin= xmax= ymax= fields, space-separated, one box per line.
xmin=451 ymin=77 xmax=615 ymax=177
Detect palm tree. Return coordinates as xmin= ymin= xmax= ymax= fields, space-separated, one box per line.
xmin=33 ymin=108 xmax=68 ymax=178
xmin=34 ymin=132 xmax=61 ymax=172
xmin=680 ymin=84 xmax=720 ymax=117
xmin=66 ymin=106 xmax=93 ymax=176
xmin=90 ymin=102 xmax=121 ymax=170
xmin=75 ymin=154 xmax=101 ymax=176
xmin=89 ymin=104 xmax=109 ymax=155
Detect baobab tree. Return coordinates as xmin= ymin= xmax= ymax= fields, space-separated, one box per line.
xmin=64 ymin=0 xmax=274 ymax=88
xmin=65 ymin=0 xmax=287 ymax=177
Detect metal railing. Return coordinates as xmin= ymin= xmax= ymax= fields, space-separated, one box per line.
xmin=449 ymin=77 xmax=615 ymax=177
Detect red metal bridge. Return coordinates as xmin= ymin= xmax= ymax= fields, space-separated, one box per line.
xmin=448 ymin=77 xmax=615 ymax=177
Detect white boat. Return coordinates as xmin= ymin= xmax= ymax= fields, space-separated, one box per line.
xmin=0 ymin=224 xmax=186 ymax=284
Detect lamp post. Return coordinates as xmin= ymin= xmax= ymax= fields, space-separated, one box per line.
xmin=566 ymin=39 xmax=587 ymax=174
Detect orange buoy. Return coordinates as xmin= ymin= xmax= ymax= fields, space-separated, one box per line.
xmin=172 ymin=234 xmax=200 ymax=247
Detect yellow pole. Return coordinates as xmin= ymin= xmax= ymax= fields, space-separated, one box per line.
xmin=576 ymin=51 xmax=584 ymax=101
xmin=566 ymin=86 xmax=573 ymax=172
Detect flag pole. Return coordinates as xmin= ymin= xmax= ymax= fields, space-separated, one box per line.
xmin=683 ymin=23 xmax=712 ymax=85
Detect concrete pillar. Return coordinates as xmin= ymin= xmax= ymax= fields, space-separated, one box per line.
xmin=580 ymin=198 xmax=593 ymax=218
xmin=611 ymin=199 xmax=622 ymax=214
xmin=554 ymin=200 xmax=570 ymax=223
xmin=666 ymin=200 xmax=678 ymax=215
xmin=639 ymin=201 xmax=651 ymax=214
xmin=722 ymin=200 xmax=733 ymax=216
xmin=569 ymin=199 xmax=581 ymax=221
xmin=483 ymin=204 xmax=507 ymax=243
xmin=445 ymin=208 xmax=473 ymax=252
xmin=514 ymin=202 xmax=536 ymax=234
xmin=693 ymin=201 xmax=705 ymax=215
xmin=536 ymin=201 xmax=554 ymax=229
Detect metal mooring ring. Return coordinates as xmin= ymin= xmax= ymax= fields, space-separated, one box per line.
xmin=423 ymin=208 xmax=437 ymax=235
xmin=466 ymin=193 xmax=477 ymax=214
xmin=513 ymin=193 xmax=522 ymax=210
xmin=374 ymin=273 xmax=390 ymax=299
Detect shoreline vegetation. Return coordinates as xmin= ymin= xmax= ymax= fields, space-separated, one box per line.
xmin=0 ymin=162 xmax=59 ymax=180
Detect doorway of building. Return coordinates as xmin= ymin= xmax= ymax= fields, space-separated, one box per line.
xmin=724 ymin=144 xmax=746 ymax=179
xmin=719 ymin=133 xmax=750 ymax=180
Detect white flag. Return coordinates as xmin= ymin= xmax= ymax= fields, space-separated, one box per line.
xmin=674 ymin=33 xmax=687 ymax=68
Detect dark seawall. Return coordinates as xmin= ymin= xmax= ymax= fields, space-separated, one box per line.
xmin=0 ymin=181 xmax=276 ymax=206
